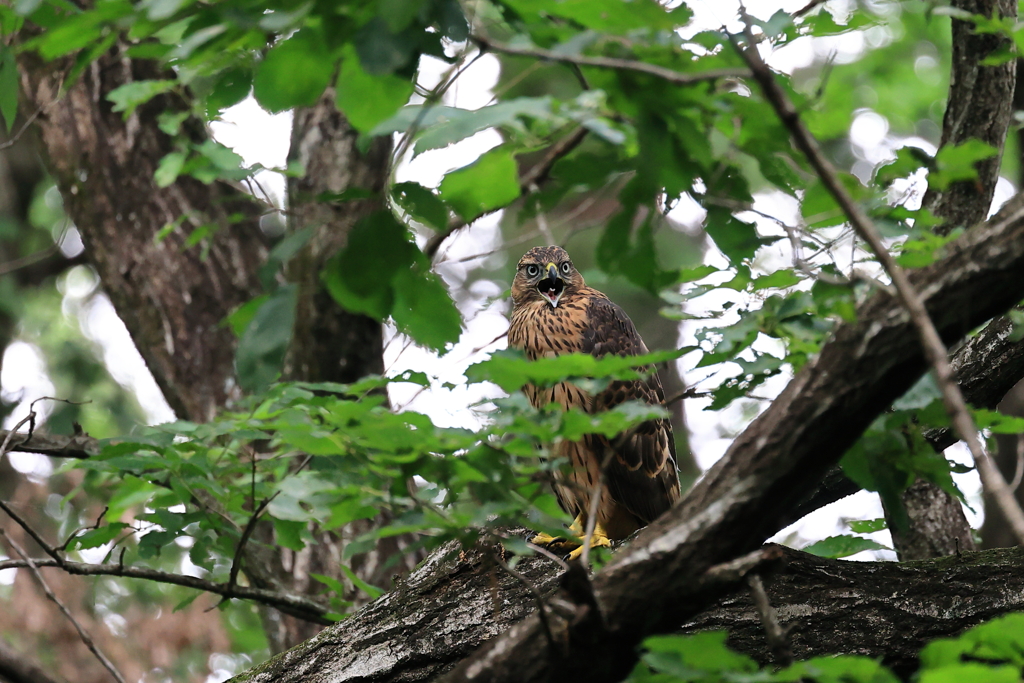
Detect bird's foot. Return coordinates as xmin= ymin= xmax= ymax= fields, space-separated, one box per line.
xmin=529 ymin=525 xmax=612 ymax=562
xmin=564 ymin=530 xmax=612 ymax=561
xmin=528 ymin=532 xmax=580 ymax=556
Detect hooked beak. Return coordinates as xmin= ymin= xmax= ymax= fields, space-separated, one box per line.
xmin=537 ymin=263 xmax=564 ymax=307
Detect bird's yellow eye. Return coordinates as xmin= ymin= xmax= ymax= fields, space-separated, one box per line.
xmin=525 ymin=264 xmax=539 ymax=277
xmin=560 ymin=262 xmax=571 ymax=275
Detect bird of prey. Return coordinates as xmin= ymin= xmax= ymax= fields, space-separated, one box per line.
xmin=508 ymin=245 xmax=680 ymax=559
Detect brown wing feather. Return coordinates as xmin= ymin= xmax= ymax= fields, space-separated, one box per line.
xmin=581 ymin=295 xmax=680 ymax=525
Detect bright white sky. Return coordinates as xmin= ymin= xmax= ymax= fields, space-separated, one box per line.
xmin=3 ymin=0 xmax=1007 ymax=562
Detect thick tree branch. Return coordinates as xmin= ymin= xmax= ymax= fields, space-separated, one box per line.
xmin=435 ymin=184 xmax=1024 ymax=680
xmin=684 ymin=545 xmax=1024 ymax=676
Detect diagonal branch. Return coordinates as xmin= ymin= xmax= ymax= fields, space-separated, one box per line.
xmin=732 ymin=15 xmax=1024 ymax=546
xmin=435 ymin=187 xmax=1024 ymax=681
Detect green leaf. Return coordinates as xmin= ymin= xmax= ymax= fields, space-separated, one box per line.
xmin=392 ymin=182 xmax=449 ymax=231
xmin=225 ymin=294 xmax=270 ymax=338
xmin=411 ymin=97 xmax=553 ymax=155
xmin=321 ymin=211 xmax=416 ymax=320
xmin=206 ymin=66 xmax=252 ymax=115
xmin=972 ymin=407 xmax=1024 ymax=434
xmin=336 ymin=45 xmax=414 ymax=133
xmin=847 ymin=518 xmax=887 ymax=533
xmin=68 ymin=523 xmax=129 ymax=550
xmin=340 ymin=563 xmax=384 ymax=600
xmin=253 ymin=29 xmax=334 ymax=113
xmin=503 ymin=0 xmax=690 ymax=33
xmin=920 ymin=665 xmax=1020 ymax=683
xmin=107 ymin=80 xmax=176 ymax=117
xmin=468 ymin=348 xmax=686 ymax=393
xmin=929 ymin=139 xmax=997 ymax=192
xmin=235 ymin=284 xmax=298 ymax=392
xmin=778 ymin=655 xmax=899 ymax=683
xmin=640 ymin=631 xmax=757 ymax=676
xmin=391 ymin=268 xmax=462 ymax=352
xmin=0 ymin=45 xmax=18 ymax=133
xmin=438 ymin=148 xmax=520 ymax=221
xmin=751 ymin=269 xmax=800 ymax=291
xmin=705 ymin=208 xmax=772 ymax=263
xmin=802 ymin=535 xmax=891 ymax=558
xmin=154 ymin=151 xmax=187 ymax=188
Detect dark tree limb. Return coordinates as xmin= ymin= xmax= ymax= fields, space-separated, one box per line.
xmin=685 ymin=545 xmax=1024 ymax=678
xmin=0 ymin=639 xmax=68 ymax=683
xmin=436 ymin=185 xmax=1024 ymax=680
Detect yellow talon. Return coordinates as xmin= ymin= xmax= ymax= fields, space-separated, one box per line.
xmin=530 ymin=518 xmax=613 ymax=562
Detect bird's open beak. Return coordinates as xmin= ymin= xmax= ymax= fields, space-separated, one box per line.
xmin=537 ymin=263 xmax=564 ymax=307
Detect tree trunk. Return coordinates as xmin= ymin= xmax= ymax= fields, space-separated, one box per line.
xmin=17 ymin=45 xmax=268 ymax=423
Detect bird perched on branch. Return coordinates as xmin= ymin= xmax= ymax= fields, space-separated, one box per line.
xmin=508 ymin=245 xmax=680 ymax=560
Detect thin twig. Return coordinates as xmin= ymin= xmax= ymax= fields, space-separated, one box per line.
xmin=474 ymin=36 xmax=749 ymax=87
xmin=424 ymin=126 xmax=588 ymax=259
xmin=731 ymin=12 xmax=1024 ymax=545
xmin=494 ymin=552 xmax=557 ymax=650
xmin=0 ymin=105 xmax=45 ymax=153
xmin=747 ymin=573 xmax=793 ymax=666
xmin=1011 ymin=434 xmax=1024 ymax=492
xmin=0 ymin=529 xmax=127 ymax=683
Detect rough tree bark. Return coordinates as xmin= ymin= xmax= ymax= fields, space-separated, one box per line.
xmin=230 ymin=190 xmax=1024 ymax=682
xmin=236 ymin=541 xmax=1024 ymax=683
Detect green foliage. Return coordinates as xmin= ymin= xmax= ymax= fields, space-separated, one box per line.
xmin=439 ymin=148 xmax=521 ymax=221
xmin=802 ymin=535 xmax=891 ymax=559
xmin=630 ymin=612 xmax=1024 ymax=682
xmin=69 ymin=351 xmax=679 ymax=613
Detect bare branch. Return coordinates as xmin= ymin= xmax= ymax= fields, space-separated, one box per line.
xmin=473 ymin=36 xmax=749 ymax=87
xmin=0 ymin=529 xmax=126 ymax=683
xmin=747 ymin=573 xmax=793 ymax=666
xmin=0 ymin=430 xmax=100 ymax=459
xmin=0 ymin=557 xmax=331 ymax=623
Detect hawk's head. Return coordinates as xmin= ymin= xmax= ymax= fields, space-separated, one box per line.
xmin=512 ymin=245 xmax=584 ymax=308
